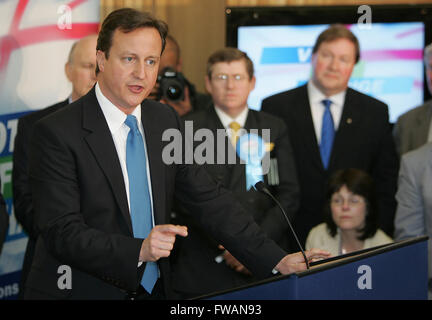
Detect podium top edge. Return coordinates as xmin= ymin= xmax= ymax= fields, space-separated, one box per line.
xmin=297 ymin=235 xmax=429 ymax=278
xmin=193 ymin=236 xmax=428 ymax=299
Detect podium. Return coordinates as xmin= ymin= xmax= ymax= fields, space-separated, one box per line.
xmin=203 ymin=236 xmax=429 ymax=300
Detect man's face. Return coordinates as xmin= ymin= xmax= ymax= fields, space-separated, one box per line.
xmin=426 ymin=55 xmax=432 ymax=95
xmin=96 ymin=27 xmax=162 ymax=113
xmin=311 ymin=38 xmax=357 ymax=97
xmin=65 ymin=35 xmax=97 ymax=102
xmin=205 ymin=59 xmax=255 ymax=117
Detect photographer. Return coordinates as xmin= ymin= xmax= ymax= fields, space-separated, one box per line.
xmin=149 ymin=34 xmax=211 ymax=116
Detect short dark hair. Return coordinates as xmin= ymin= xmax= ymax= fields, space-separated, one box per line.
xmin=206 ymin=47 xmax=254 ymax=80
xmin=323 ymin=168 xmax=379 ymax=240
xmin=96 ymin=8 xmax=168 ymax=74
xmin=312 ymin=24 xmax=360 ymax=63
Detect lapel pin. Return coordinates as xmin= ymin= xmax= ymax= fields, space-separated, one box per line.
xmin=265 ymin=142 xmax=274 ymax=152
xmin=347 ymin=118 xmax=352 ymax=124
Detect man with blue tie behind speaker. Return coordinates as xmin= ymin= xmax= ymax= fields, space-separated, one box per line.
xmin=262 ymin=24 xmax=399 ymax=250
xmin=24 ymin=8 xmax=329 ymax=300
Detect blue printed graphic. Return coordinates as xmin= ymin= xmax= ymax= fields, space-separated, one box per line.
xmin=260 ymin=47 xmax=312 ymax=64
xmin=236 ymin=134 xmax=265 ymax=190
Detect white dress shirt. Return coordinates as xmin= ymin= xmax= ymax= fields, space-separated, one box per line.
xmin=307 ymin=81 xmax=346 ymax=144
xmin=95 ymin=82 xmax=155 ymax=227
xmin=214 ymin=105 xmax=249 ymax=136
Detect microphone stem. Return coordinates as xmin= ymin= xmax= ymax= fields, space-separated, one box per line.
xmin=265 ymin=191 xmax=310 ymax=270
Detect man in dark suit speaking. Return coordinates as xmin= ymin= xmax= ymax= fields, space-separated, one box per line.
xmin=24 ymin=8 xmax=329 ymax=300
xmin=262 ymin=24 xmax=399 ymax=248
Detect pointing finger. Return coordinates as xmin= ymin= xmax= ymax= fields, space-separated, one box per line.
xmin=155 ymin=224 xmax=188 ymax=237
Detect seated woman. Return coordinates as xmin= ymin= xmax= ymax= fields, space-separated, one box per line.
xmin=306 ymin=168 xmax=393 ymax=256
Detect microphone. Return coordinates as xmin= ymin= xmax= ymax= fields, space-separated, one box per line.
xmin=254 ymin=181 xmax=310 ymax=270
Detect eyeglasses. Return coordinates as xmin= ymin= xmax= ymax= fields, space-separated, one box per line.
xmin=331 ymin=197 xmax=364 ymax=207
xmin=212 ymin=73 xmax=247 ymax=82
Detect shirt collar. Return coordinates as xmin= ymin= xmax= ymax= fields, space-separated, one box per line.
xmin=214 ymin=105 xmax=249 ymax=129
xmin=95 ymin=82 xmax=142 ymax=134
xmin=307 ymin=80 xmax=346 ymax=108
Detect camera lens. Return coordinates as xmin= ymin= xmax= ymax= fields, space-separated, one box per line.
xmin=167 ymin=84 xmax=182 ymax=101
xmin=158 ymin=67 xmax=185 ymax=102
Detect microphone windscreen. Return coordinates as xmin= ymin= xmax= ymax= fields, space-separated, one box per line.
xmin=254 ymin=181 xmax=266 ymax=192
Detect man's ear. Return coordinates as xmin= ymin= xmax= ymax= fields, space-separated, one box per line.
xmin=96 ymin=50 xmax=106 ymax=73
xmin=205 ymin=76 xmax=213 ymax=95
xmin=250 ymin=75 xmax=256 ymax=91
xmin=65 ymin=62 xmax=72 ymax=82
xmin=176 ymin=57 xmax=183 ymax=72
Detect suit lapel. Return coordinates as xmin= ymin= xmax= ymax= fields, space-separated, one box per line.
xmin=82 ymin=89 xmax=133 ymax=234
xmin=141 ymin=100 xmax=166 ymax=225
xmin=296 ymin=85 xmax=324 ymax=171
xmin=413 ymin=103 xmax=432 ymax=146
xmin=207 ymin=106 xmax=225 ymax=132
xmin=329 ymin=89 xmax=362 ymax=170
xmin=206 ymin=107 xmax=245 ymax=190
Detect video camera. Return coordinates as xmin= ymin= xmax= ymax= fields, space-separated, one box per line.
xmin=157 ymin=67 xmax=186 ymax=102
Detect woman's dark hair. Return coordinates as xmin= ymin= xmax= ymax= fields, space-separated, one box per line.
xmin=96 ymin=8 xmax=168 ymax=74
xmin=323 ymin=168 xmax=379 ymax=240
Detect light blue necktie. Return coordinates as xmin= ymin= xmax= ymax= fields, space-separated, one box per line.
xmin=319 ymin=99 xmax=334 ymax=170
xmin=124 ymin=115 xmax=158 ymax=294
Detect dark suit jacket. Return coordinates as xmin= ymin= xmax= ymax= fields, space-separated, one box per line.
xmin=24 ymin=88 xmax=286 ymax=299
xmin=170 ymin=107 xmax=299 ymax=297
xmin=0 ymin=180 xmax=8 ymax=255
xmin=261 ymin=84 xmax=399 ymax=246
xmin=12 ymin=99 xmax=69 ymax=297
xmin=393 ymin=100 xmax=432 ymax=156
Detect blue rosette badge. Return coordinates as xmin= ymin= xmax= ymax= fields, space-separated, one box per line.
xmin=236 ymin=133 xmax=266 ymax=190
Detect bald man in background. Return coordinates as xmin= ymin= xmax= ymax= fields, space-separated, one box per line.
xmin=12 ymin=34 xmax=97 ymax=298
xmin=149 ymin=34 xmax=211 ymax=116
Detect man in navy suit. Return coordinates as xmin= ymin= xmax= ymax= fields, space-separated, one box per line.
xmin=24 ymin=8 xmax=329 ymax=300
xmin=262 ymin=24 xmax=398 ymax=248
